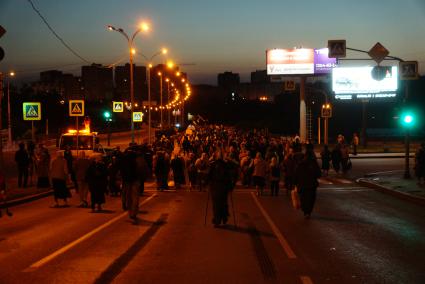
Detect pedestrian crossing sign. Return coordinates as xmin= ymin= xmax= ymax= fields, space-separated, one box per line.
xmin=69 ymin=100 xmax=85 ymax=116
xmin=113 ymin=101 xmax=124 ymax=112
xmin=133 ymin=112 xmax=144 ymax=122
xmin=23 ymin=102 xmax=41 ymax=121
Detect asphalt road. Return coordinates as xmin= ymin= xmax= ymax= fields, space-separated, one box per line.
xmin=1 ymin=171 xmax=424 ymax=283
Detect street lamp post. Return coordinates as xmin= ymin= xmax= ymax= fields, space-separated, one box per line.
xmin=140 ymin=49 xmax=167 ymax=144
xmin=158 ymin=72 xmax=163 ymax=128
xmin=165 ymin=78 xmax=171 ymax=127
xmin=7 ymin=71 xmax=15 ymax=148
xmin=107 ymin=23 xmax=149 ymax=144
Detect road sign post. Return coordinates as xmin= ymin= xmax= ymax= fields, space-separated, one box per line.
xmin=23 ymin=102 xmax=41 ymax=142
xmin=69 ymin=100 xmax=85 ymax=154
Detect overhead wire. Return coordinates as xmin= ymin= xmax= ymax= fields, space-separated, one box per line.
xmin=27 ymin=0 xmax=91 ymax=64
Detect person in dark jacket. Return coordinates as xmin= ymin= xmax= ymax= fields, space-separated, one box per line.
xmin=64 ymin=146 xmax=78 ymax=191
xmin=208 ymin=149 xmax=233 ymax=227
xmin=269 ymin=157 xmax=280 ymax=196
xmin=320 ymin=145 xmax=331 ymax=176
xmin=15 ymin=142 xmax=30 ymax=188
xmin=283 ymin=147 xmax=296 ymax=195
xmin=119 ymin=149 xmax=145 ymax=221
xmin=170 ymin=153 xmax=185 ymax=189
xmin=86 ymin=155 xmax=108 ymax=212
xmin=331 ymin=144 xmax=342 ymax=173
xmin=295 ymin=148 xmax=321 ymax=219
xmin=155 ymin=150 xmax=170 ymax=191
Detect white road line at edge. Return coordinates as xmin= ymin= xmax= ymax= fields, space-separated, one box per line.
xmin=300 ymin=275 xmax=314 ymax=284
xmin=250 ymin=192 xmax=297 ymax=259
xmin=25 ymin=194 xmax=157 ymax=270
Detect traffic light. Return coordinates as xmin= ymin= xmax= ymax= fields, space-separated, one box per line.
xmin=400 ymin=111 xmax=415 ymax=128
xmin=103 ymin=111 xmax=112 ymax=122
xmin=0 ymin=25 xmax=6 ymax=62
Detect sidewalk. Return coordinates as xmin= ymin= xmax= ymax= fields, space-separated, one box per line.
xmin=357 ymin=171 xmax=425 ymax=206
xmin=1 ymin=177 xmax=54 ymax=208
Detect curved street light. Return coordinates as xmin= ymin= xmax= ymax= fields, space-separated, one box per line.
xmin=107 ymin=23 xmax=149 ymax=144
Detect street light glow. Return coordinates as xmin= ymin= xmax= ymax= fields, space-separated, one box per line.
xmin=131 ymin=48 xmax=136 ymax=55
xmin=140 ymin=22 xmax=150 ymax=32
xmin=9 ymin=72 xmax=15 ymax=77
xmin=167 ymin=61 xmax=174 ymax=69
xmin=162 ymin=48 xmax=168 ymax=54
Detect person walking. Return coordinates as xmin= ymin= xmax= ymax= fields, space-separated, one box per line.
xmin=251 ymin=152 xmax=268 ymax=196
xmin=195 ymin=152 xmax=209 ymax=191
xmin=64 ymin=146 xmax=78 ymax=191
xmin=154 ymin=150 xmax=170 ymax=191
xmin=170 ymin=152 xmax=185 ymax=189
xmin=320 ymin=145 xmax=331 ymax=177
xmin=414 ymin=142 xmax=425 ymax=186
xmin=283 ymin=147 xmax=296 ymax=195
xmin=107 ymin=156 xmax=120 ymax=196
xmin=208 ymin=149 xmax=233 ymax=227
xmin=294 ymin=147 xmax=321 ymax=219
xmin=86 ymin=155 xmax=108 ymax=212
xmin=50 ymin=151 xmax=71 ymax=207
xmin=331 ymin=144 xmax=342 ymax=174
xmin=74 ymin=151 xmax=91 ymax=208
xmin=119 ymin=149 xmax=144 ymax=221
xmin=269 ymin=157 xmax=280 ymax=196
xmin=36 ymin=147 xmax=50 ymax=188
xmin=352 ymin=133 xmax=359 ymax=155
xmin=15 ymin=142 xmax=30 ymax=188
xmin=187 ymin=152 xmax=198 ymax=191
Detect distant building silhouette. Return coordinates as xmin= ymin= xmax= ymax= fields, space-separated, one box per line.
xmin=114 ymin=63 xmax=146 ymax=102
xmin=81 ymin=63 xmax=113 ymax=102
xmin=32 ymin=70 xmax=83 ymax=100
xmin=217 ymin=71 xmax=240 ymax=89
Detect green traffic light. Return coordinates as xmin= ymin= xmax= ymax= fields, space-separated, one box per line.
xmin=401 ymin=112 xmax=415 ymax=127
xmin=404 ymin=115 xmax=413 ymax=124
xmin=103 ymin=111 xmax=111 ymax=119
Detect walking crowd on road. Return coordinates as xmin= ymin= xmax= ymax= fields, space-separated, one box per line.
xmin=5 ymin=125 xmax=371 ymax=224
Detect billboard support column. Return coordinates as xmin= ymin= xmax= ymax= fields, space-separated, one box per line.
xmin=324 ymin=118 xmax=329 ymax=145
xmin=317 ymin=117 xmax=321 ymax=145
xmin=361 ymin=101 xmax=367 ymax=148
xmin=299 ymin=76 xmax=306 ymax=142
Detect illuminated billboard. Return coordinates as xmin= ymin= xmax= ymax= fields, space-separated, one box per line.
xmin=267 ymin=48 xmax=314 ymax=75
xmin=266 ymin=48 xmax=336 ymax=75
xmin=332 ymin=66 xmax=398 ymax=100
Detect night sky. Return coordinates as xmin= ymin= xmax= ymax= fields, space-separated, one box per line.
xmin=1 ymin=0 xmax=425 ymax=84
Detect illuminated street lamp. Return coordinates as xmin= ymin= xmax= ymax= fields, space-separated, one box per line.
xmin=107 ymin=22 xmax=149 ymax=144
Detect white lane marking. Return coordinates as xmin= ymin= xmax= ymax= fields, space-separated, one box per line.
xmin=25 ymin=194 xmax=157 ymax=270
xmin=300 ymin=275 xmax=314 ymax=284
xmin=318 ymin=178 xmax=333 ymax=184
xmin=250 ymin=192 xmax=297 ymax=259
xmin=319 ymin=186 xmax=369 ymax=191
xmin=332 ymin=178 xmax=353 ymax=184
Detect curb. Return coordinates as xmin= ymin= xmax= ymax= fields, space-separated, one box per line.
xmin=356 ymin=178 xmax=425 ymax=207
xmin=1 ymin=190 xmax=54 ymax=209
xmin=349 ymin=155 xmax=414 ymax=159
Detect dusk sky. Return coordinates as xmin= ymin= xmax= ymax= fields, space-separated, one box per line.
xmin=1 ymin=0 xmax=425 ymax=85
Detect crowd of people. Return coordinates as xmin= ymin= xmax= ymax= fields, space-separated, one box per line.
xmin=9 ymin=125 xmax=425 ymax=224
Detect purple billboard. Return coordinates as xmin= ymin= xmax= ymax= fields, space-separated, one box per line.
xmin=314 ymin=48 xmax=337 ymax=74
